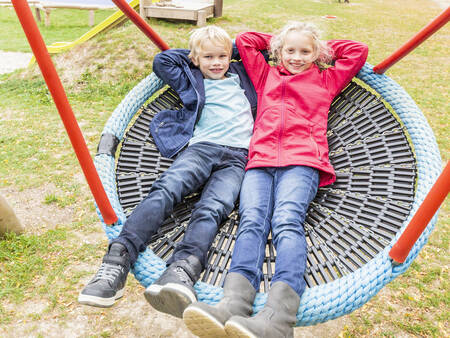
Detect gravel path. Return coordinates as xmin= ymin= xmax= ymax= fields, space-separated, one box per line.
xmin=0 ymin=50 xmax=32 ymax=74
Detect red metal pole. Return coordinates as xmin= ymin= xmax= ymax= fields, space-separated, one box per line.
xmin=389 ymin=161 xmax=450 ymax=263
xmin=111 ymin=0 xmax=170 ymax=51
xmin=11 ymin=0 xmax=118 ymax=224
xmin=373 ymin=6 xmax=450 ymax=74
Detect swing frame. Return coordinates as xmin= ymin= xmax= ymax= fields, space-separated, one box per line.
xmin=11 ymin=0 xmax=448 ymax=327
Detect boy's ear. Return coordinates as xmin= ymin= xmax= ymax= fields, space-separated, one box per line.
xmin=190 ymin=55 xmax=199 ymax=66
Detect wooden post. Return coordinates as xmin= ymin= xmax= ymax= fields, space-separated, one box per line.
xmin=35 ymin=6 xmax=41 ymax=21
xmin=44 ymin=8 xmax=50 ymax=26
xmin=139 ymin=0 xmax=146 ymax=17
xmin=88 ymin=9 xmax=94 ymax=26
xmin=0 ymin=195 xmax=24 ymax=236
xmin=197 ymin=9 xmax=206 ymax=26
xmin=214 ymin=0 xmax=222 ymax=17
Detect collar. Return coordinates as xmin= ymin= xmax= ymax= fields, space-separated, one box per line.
xmin=277 ymin=64 xmax=291 ymax=75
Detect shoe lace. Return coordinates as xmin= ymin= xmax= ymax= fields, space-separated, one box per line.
xmin=174 ymin=266 xmax=192 ymax=284
xmin=94 ymin=263 xmax=123 ymax=284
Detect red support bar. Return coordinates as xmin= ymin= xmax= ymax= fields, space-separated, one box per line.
xmin=389 ymin=161 xmax=450 ymax=264
xmin=111 ymin=0 xmax=170 ymax=51
xmin=373 ymin=6 xmax=450 ymax=74
xmin=11 ymin=0 xmax=118 ymax=225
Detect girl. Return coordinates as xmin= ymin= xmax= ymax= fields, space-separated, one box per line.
xmin=183 ymin=21 xmax=368 ymax=338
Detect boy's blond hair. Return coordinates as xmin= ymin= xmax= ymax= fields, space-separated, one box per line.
xmin=188 ymin=26 xmax=233 ymax=64
xmin=270 ymin=21 xmax=333 ymax=69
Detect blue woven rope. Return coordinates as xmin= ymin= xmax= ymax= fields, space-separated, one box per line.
xmin=94 ymin=64 xmax=442 ymax=326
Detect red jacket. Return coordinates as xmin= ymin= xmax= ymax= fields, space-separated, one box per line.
xmin=236 ymin=32 xmax=368 ymax=187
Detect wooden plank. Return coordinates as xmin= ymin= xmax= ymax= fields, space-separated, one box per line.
xmin=143 ymin=1 xmax=215 ymax=24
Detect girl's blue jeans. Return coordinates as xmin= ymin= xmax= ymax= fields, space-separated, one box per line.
xmin=112 ymin=142 xmax=248 ymax=268
xmin=229 ymin=165 xmax=319 ymax=297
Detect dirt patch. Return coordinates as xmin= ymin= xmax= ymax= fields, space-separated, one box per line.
xmin=0 ymin=185 xmax=75 ymax=235
xmin=1 ymin=281 xmax=348 ymax=338
xmin=0 ymin=51 xmax=32 ymax=75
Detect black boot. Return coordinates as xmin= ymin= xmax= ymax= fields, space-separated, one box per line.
xmin=183 ymin=272 xmax=256 ymax=338
xmin=225 ymin=281 xmax=300 ymax=338
xmin=144 ymin=255 xmax=202 ymax=318
xmin=78 ymin=242 xmax=130 ymax=307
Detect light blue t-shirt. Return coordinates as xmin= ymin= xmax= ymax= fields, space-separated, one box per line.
xmin=189 ymin=73 xmax=254 ymax=149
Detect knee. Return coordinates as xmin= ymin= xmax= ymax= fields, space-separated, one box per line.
xmin=192 ymin=198 xmax=229 ymax=223
xmin=271 ymin=208 xmax=304 ymax=230
xmin=148 ymin=178 xmax=179 ymax=203
xmin=271 ymin=223 xmax=305 ymax=247
xmin=236 ymin=215 xmax=269 ymax=239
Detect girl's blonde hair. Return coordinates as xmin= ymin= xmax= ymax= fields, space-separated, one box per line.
xmin=188 ymin=26 xmax=233 ymax=64
xmin=270 ymin=21 xmax=333 ymax=70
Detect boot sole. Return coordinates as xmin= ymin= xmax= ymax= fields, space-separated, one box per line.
xmin=145 ymin=283 xmax=196 ymax=318
xmin=183 ymin=306 xmax=227 ymax=338
xmin=78 ymin=287 xmax=124 ymax=308
xmin=225 ymin=319 xmax=257 ymax=338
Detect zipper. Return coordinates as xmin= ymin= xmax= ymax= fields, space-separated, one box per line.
xmin=278 ymin=78 xmax=287 ymax=166
xmin=156 ymin=121 xmax=165 ymax=133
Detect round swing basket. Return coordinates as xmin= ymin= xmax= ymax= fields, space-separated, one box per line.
xmin=94 ymin=63 xmax=441 ymax=326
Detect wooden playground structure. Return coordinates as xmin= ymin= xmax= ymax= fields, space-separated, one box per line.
xmin=140 ymin=0 xmax=223 ymax=26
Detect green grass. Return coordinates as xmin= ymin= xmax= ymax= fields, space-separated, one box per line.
xmin=0 ymin=6 xmax=115 ymax=52
xmin=0 ymin=0 xmax=448 ymax=336
xmin=0 ymin=230 xmax=67 ymax=302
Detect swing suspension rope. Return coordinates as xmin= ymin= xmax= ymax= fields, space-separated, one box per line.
xmin=11 ymin=0 xmax=449 ymax=326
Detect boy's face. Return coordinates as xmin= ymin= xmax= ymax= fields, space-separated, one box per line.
xmin=193 ymin=40 xmax=230 ymax=80
xmin=280 ymin=31 xmax=317 ymax=75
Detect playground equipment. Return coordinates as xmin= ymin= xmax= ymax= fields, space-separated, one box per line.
xmin=139 ymin=0 xmax=223 ymax=26
xmin=11 ymin=0 xmax=449 ymax=326
xmin=44 ymin=0 xmax=140 ymax=55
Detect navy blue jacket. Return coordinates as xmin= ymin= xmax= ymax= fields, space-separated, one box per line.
xmin=151 ymin=48 xmax=258 ymax=158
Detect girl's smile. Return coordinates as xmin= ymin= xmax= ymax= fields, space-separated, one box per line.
xmin=280 ymin=31 xmax=317 ymax=75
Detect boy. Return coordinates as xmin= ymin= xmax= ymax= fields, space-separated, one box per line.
xmin=78 ymin=26 xmax=257 ymax=319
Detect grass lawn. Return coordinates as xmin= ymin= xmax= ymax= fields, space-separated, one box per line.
xmin=0 ymin=6 xmax=115 ymax=52
xmin=0 ymin=0 xmax=448 ymax=337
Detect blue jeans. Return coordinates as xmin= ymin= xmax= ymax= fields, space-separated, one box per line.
xmin=112 ymin=142 xmax=248 ymax=268
xmin=229 ymin=166 xmax=319 ymax=297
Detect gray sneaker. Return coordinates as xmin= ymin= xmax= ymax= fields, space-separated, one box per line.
xmin=78 ymin=242 xmax=130 ymax=307
xmin=144 ymin=255 xmax=202 ymax=318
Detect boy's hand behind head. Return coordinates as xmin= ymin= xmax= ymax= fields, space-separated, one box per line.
xmin=188 ymin=26 xmax=232 ymax=80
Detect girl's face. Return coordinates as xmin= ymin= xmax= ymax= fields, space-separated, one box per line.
xmin=280 ymin=31 xmax=317 ymax=75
